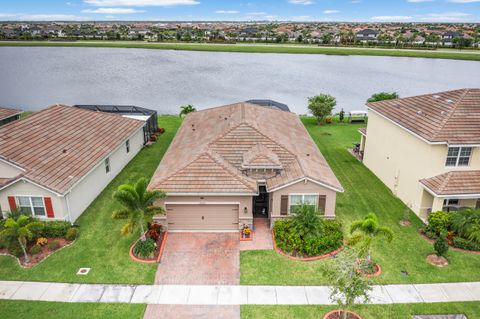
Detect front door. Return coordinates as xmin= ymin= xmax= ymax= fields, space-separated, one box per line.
xmin=253 ymin=186 xmax=269 ymax=218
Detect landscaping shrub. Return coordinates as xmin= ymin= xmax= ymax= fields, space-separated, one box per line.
xmin=40 ymin=221 xmax=71 ymax=238
xmin=434 ymin=233 xmax=449 ymax=257
xmin=36 ymin=237 xmax=48 ymax=246
xmin=30 ymin=244 xmax=42 ymax=255
xmin=133 ymin=238 xmax=156 ymax=259
xmin=65 ymin=228 xmax=78 ymax=241
xmin=425 ymin=211 xmax=452 ymax=237
xmin=47 ymin=240 xmax=60 ymax=251
xmin=274 ymin=219 xmax=343 ymax=257
xmin=452 ymin=237 xmax=480 ymax=252
xmin=8 ymin=244 xmax=23 ymax=257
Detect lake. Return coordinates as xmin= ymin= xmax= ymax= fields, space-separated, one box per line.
xmin=0 ymin=47 xmax=479 ymax=114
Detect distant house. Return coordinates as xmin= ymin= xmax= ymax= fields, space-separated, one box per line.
xmin=359 ymin=89 xmax=480 ymax=221
xmin=0 ymin=107 xmax=21 ymax=126
xmin=355 ymin=29 xmax=378 ymax=42
xmin=442 ymin=31 xmax=462 ymax=46
xmin=148 ymin=102 xmax=343 ymax=231
xmin=0 ymin=105 xmax=145 ymax=222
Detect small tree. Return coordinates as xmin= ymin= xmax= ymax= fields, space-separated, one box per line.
xmin=323 ymin=247 xmax=371 ymax=319
xmin=308 ymin=94 xmax=336 ymax=125
xmin=434 ymin=232 xmax=449 ymax=257
xmin=367 ymin=92 xmax=399 ymax=103
xmin=339 ymin=108 xmax=345 ymax=122
xmin=0 ymin=215 xmax=42 ymax=263
xmin=349 ymin=213 xmax=393 ymax=264
xmin=179 ymin=104 xmax=196 ymax=117
xmin=291 ymin=204 xmax=323 ymax=240
xmin=112 ymin=178 xmax=166 ymax=241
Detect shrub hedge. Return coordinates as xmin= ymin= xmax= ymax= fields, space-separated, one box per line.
xmin=452 ymin=237 xmax=480 ymax=252
xmin=39 ymin=221 xmax=71 ymax=238
xmin=274 ymin=219 xmax=343 ymax=257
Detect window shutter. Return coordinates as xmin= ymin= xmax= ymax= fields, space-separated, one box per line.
xmin=44 ymin=197 xmax=55 ymax=218
xmin=280 ymin=195 xmax=288 ymax=216
xmin=318 ymin=195 xmax=326 ymax=214
xmin=7 ymin=196 xmax=16 ymax=211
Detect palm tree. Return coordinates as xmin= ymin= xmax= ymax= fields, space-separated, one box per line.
xmin=291 ymin=204 xmax=324 ymax=240
xmin=112 ymin=178 xmax=166 ymax=241
xmin=451 ymin=208 xmax=480 ymax=242
xmin=179 ymin=104 xmax=197 ymax=117
xmin=349 ymin=213 xmax=393 ymax=263
xmin=0 ymin=215 xmax=42 ymax=263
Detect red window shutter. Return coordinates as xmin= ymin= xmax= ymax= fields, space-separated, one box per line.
xmin=44 ymin=197 xmax=55 ymax=218
xmin=7 ymin=196 xmax=17 ymax=211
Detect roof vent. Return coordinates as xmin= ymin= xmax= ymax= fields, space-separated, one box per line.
xmin=306 ymin=153 xmax=310 ymax=157
xmin=433 ymin=95 xmax=440 ymax=99
xmin=445 ymin=99 xmax=454 ymax=104
xmin=417 ymin=110 xmax=423 ymax=115
xmin=62 ymin=149 xmax=67 ymax=154
xmin=441 ymin=111 xmax=446 ymax=115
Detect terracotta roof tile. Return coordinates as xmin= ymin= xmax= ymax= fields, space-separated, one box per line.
xmin=420 ymin=170 xmax=480 ymax=196
xmin=367 ymin=89 xmax=480 ymax=145
xmin=0 ymin=107 xmax=21 ymax=121
xmin=0 ymin=105 xmax=144 ymax=194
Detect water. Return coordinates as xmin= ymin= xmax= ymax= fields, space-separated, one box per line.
xmin=0 ymin=47 xmax=479 ymax=114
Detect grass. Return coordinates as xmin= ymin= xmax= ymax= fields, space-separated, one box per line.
xmin=240 ymin=118 xmax=480 ymax=285
xmin=1 ymin=41 xmax=480 ymax=61
xmin=241 ymin=302 xmax=480 ymax=319
xmin=0 ymin=115 xmax=182 ymax=284
xmin=0 ymin=300 xmax=145 ymax=319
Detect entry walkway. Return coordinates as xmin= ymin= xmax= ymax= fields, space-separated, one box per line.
xmin=1 ymin=281 xmax=480 ymax=305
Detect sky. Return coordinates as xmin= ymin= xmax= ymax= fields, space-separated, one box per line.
xmin=0 ymin=0 xmax=479 ymax=22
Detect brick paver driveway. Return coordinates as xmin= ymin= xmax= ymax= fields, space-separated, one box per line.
xmin=154 ymin=232 xmax=240 ymax=285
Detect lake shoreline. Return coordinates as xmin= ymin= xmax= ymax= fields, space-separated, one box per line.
xmin=1 ymin=40 xmax=480 ymax=61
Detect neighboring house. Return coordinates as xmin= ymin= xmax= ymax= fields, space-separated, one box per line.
xmin=442 ymin=31 xmax=462 ymax=46
xmin=0 ymin=105 xmax=145 ymax=222
xmin=359 ymin=89 xmax=480 ymax=221
xmin=148 ymin=102 xmax=343 ymax=232
xmin=74 ymin=104 xmax=158 ymax=143
xmin=355 ymin=29 xmax=378 ymax=42
xmin=0 ymin=107 xmax=22 ymax=126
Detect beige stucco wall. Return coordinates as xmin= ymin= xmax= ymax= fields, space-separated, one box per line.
xmin=0 ymin=180 xmax=67 ymax=220
xmin=0 ymin=160 xmax=23 ymax=179
xmin=66 ymin=127 xmax=145 ymax=222
xmin=154 ymin=195 xmax=253 ymax=230
xmin=363 ymin=110 xmax=480 ymax=216
xmin=269 ymin=180 xmax=337 ymax=222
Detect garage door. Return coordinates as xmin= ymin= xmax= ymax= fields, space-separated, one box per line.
xmin=166 ymin=204 xmax=239 ymax=231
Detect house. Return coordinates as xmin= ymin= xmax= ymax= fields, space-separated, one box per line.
xmin=359 ymin=89 xmax=480 ymax=221
xmin=148 ymin=102 xmax=343 ymax=231
xmin=0 ymin=105 xmax=145 ymax=222
xmin=74 ymin=104 xmax=158 ymax=143
xmin=442 ymin=31 xmax=462 ymax=46
xmin=355 ymin=29 xmax=378 ymax=42
xmin=0 ymin=107 xmax=22 ymax=126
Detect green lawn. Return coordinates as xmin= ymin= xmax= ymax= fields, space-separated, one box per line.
xmin=0 ymin=300 xmax=145 ymax=319
xmin=240 ymin=118 xmax=480 ymax=285
xmin=242 ymin=302 xmax=480 ymax=319
xmin=1 ymin=41 xmax=480 ymax=61
xmin=0 ymin=116 xmax=182 ymax=284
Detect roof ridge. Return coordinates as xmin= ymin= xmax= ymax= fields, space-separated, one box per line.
xmin=242 ymin=122 xmax=297 ymax=159
xmin=439 ymin=171 xmax=453 ymax=193
xmin=433 ymin=89 xmax=470 ymax=141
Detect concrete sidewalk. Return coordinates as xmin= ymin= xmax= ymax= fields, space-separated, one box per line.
xmin=1 ymin=281 xmax=480 ymax=305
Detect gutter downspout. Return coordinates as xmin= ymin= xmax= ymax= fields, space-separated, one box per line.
xmin=65 ymin=192 xmax=73 ymax=225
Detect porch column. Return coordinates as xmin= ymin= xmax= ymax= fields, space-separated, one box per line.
xmin=431 ymin=196 xmax=444 ymax=213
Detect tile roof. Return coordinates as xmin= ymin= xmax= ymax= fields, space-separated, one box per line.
xmin=0 ymin=107 xmax=21 ymax=121
xmin=367 ymin=89 xmax=480 ymax=145
xmin=149 ymin=102 xmax=343 ymax=194
xmin=0 ymin=105 xmax=144 ymax=194
xmin=242 ymin=143 xmax=282 ymax=170
xmin=420 ymin=170 xmax=480 ymax=196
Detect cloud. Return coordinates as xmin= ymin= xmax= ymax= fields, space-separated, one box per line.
xmin=421 ymin=11 xmax=472 ymax=21
xmin=288 ymin=0 xmax=314 ymax=5
xmin=407 ymin=0 xmax=434 ymax=2
xmin=84 ymin=0 xmax=199 ymax=6
xmin=82 ymin=8 xmax=145 ymax=13
xmin=247 ymin=12 xmax=266 ymax=15
xmin=350 ymin=0 xmax=361 ymax=3
xmin=447 ymin=0 xmax=480 ymax=2
xmin=371 ymin=15 xmax=413 ymax=21
xmin=292 ymin=15 xmax=312 ymax=20
xmin=0 ymin=13 xmax=91 ymax=20
xmin=323 ymin=10 xmax=339 ymax=14
xmin=215 ymin=10 xmax=239 ymax=14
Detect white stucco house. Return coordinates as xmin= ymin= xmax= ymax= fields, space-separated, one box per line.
xmin=0 ymin=104 xmax=145 ymax=222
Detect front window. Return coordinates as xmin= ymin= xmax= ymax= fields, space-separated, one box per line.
xmin=16 ymin=196 xmax=45 ymax=217
xmin=446 ymin=147 xmax=472 ymax=167
xmin=105 ymin=157 xmax=110 ymax=173
xmin=126 ymin=140 xmax=130 ymax=153
xmin=289 ymin=194 xmax=317 ymax=214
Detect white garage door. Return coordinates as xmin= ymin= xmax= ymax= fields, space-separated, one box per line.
xmin=166 ymin=204 xmax=239 ymax=231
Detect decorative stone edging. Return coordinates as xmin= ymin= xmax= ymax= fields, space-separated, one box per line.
xmin=323 ymin=309 xmax=362 ymax=319
xmin=418 ymin=230 xmax=480 ymax=255
xmin=0 ymin=239 xmax=77 ymax=269
xmin=272 ymin=230 xmax=344 ymax=261
xmin=129 ymin=232 xmax=168 ymax=264
xmin=357 ymin=263 xmax=382 ymax=278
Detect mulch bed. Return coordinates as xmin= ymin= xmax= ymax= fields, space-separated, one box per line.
xmin=426 ymin=254 xmax=449 ymax=267
xmin=0 ymin=237 xmax=73 ymax=268
xmin=324 ymin=310 xmax=362 ymax=319
xmin=356 ymin=261 xmax=382 ymax=277
xmin=130 ymin=232 xmax=167 ymax=264
xmin=418 ymin=230 xmax=480 ymax=255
